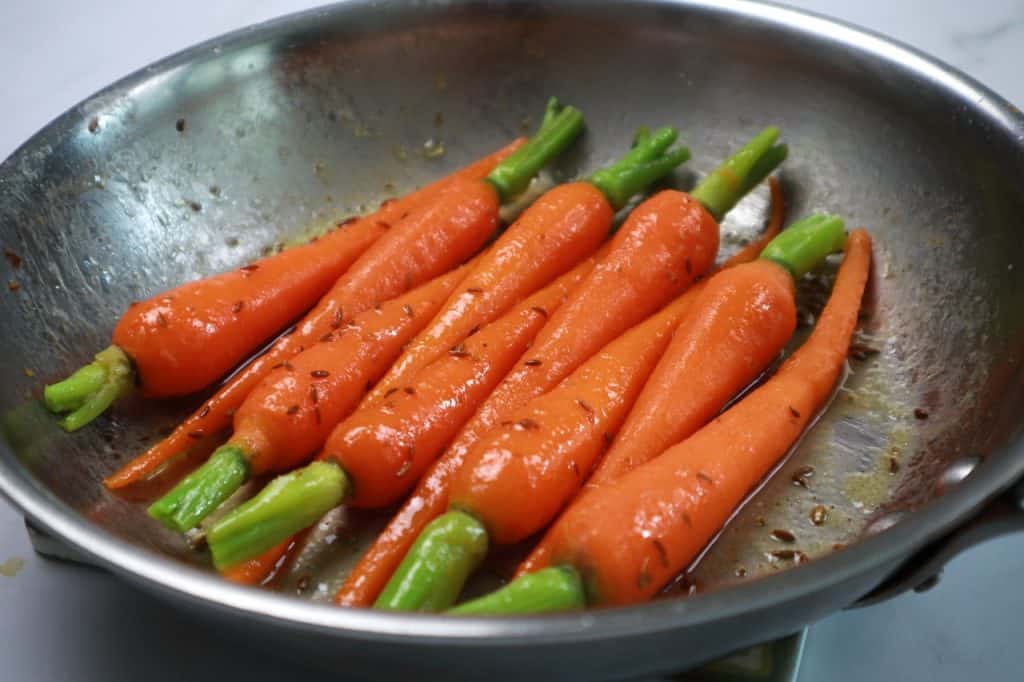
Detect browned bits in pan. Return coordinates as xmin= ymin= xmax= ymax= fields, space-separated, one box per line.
xmin=448 ymin=343 xmax=470 ymax=358
xmin=240 ymin=264 xmax=259 ymax=273
xmin=849 ymin=342 xmax=880 ymax=361
xmin=734 ymin=567 xmax=747 ymax=578
xmin=770 ymin=529 xmax=796 ymax=543
xmin=175 ymin=118 xmax=186 ymax=132
xmin=791 ymin=465 xmax=815 ymax=488
xmin=4 ymin=248 xmax=22 ymax=268
xmin=337 ymin=216 xmax=358 ymax=228
xmin=88 ymin=117 xmax=100 ymax=133
xmin=768 ymin=549 xmax=807 ymax=563
xmin=888 ymin=456 xmax=900 ymax=474
xmin=914 ymin=408 xmax=929 ymax=420
xmin=810 ymin=505 xmax=828 ymax=526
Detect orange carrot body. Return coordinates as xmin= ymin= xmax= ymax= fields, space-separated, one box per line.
xmin=221 ymin=538 xmax=292 ymax=586
xmin=364 ymin=182 xmax=612 ymax=405
xmin=448 ymin=293 xmax=697 ymax=546
xmin=328 ymin=255 xmax=597 ymax=511
xmin=545 ymin=230 xmax=872 ymax=606
xmin=107 ymin=178 xmax=500 ymax=489
xmin=112 ymin=139 xmax=522 ymax=400
xmin=113 ymin=220 xmax=385 ymax=398
xmin=232 ymin=264 xmax=468 ymax=476
xmin=335 ymin=190 xmax=719 ymax=606
xmin=517 ymin=259 xmax=796 ymax=575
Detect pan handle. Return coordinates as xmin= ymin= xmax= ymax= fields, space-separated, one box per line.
xmin=853 ymin=477 xmax=1024 ymax=606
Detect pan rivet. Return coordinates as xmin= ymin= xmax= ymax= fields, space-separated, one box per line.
xmin=936 ymin=455 xmax=982 ymax=496
xmin=913 ymin=574 xmax=941 ymax=593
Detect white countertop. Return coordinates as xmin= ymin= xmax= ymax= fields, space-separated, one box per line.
xmin=1 ymin=2 xmax=1022 ymax=680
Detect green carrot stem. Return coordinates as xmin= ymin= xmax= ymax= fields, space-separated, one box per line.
xmin=374 ymin=510 xmax=489 ymax=612
xmin=588 ymin=126 xmax=691 ymax=210
xmin=690 ymin=127 xmax=787 ymax=222
xmin=761 ymin=213 xmax=848 ymax=279
xmin=207 ymin=461 xmax=348 ymax=570
xmin=486 ymin=98 xmax=585 ymax=202
xmin=448 ymin=565 xmax=586 ymax=615
xmin=43 ymin=345 xmax=133 ymax=431
xmin=148 ymin=444 xmax=249 ymax=532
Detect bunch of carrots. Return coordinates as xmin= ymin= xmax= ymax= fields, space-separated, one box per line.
xmin=44 ymin=97 xmax=874 ymax=614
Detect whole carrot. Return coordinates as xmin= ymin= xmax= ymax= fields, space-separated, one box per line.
xmin=42 ymin=139 xmax=524 ymax=433
xmin=202 ymin=126 xmax=695 ymax=569
xmin=373 ymin=213 xmax=845 ymax=611
xmin=452 ymin=228 xmax=872 ymax=614
xmin=363 ymin=127 xmax=692 ymax=405
xmin=147 ymin=263 xmax=470 ymax=532
xmin=517 ymin=201 xmax=798 ymax=577
xmin=105 ymin=100 xmax=584 ymax=490
xmin=204 ymin=258 xmax=592 ymax=570
xmin=335 ymin=128 xmax=788 ymax=607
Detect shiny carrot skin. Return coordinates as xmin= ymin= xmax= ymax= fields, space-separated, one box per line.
xmin=448 ymin=292 xmax=698 ymax=546
xmin=515 ymin=178 xmax=787 ymax=575
xmin=113 ymin=219 xmax=386 ymax=399
xmin=221 ymin=261 xmax=591 ymax=588
xmin=335 ymin=191 xmax=719 ymax=606
xmin=545 ymin=230 xmax=872 ymax=606
xmin=517 ymin=259 xmax=796 ymax=574
xmin=364 ymin=182 xmax=612 ymax=406
xmin=221 ymin=538 xmax=292 ymax=586
xmin=107 ymin=179 xmax=500 ymax=489
xmin=330 ymin=254 xmax=599 ymax=511
xmin=233 ymin=264 xmax=469 ymax=476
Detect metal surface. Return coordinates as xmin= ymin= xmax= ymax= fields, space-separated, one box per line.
xmin=0 ymin=0 xmax=1023 ymax=679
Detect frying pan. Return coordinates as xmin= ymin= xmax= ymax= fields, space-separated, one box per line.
xmin=1 ymin=0 xmax=1023 ymax=679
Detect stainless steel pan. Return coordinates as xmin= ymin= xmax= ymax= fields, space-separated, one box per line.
xmin=1 ymin=1 xmax=1023 ymax=679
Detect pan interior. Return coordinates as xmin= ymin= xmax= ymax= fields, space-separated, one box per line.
xmin=1 ymin=0 xmax=1023 ymax=606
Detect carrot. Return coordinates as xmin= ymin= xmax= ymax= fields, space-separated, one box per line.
xmin=365 ymin=126 xmax=692 ymax=406
xmin=335 ymin=255 xmax=598 ymax=511
xmin=335 ymin=128 xmax=788 ymax=607
xmin=375 ymin=213 xmax=847 ymax=612
xmin=148 ymin=263 xmax=470 ymax=531
xmin=221 ymin=538 xmax=292 ymax=586
xmin=106 ymin=100 xmax=586 ymax=490
xmin=452 ymin=228 xmax=872 ymax=614
xmin=516 ymin=196 xmax=793 ymax=576
xmin=203 ymin=125 xmax=695 ymax=570
xmin=42 ymin=139 xmax=524 ymax=433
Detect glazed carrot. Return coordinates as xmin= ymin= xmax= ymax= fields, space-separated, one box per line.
xmin=364 ymin=128 xmax=691 ymax=405
xmin=204 ymin=126 xmax=696 ymax=570
xmin=42 ymin=139 xmax=524 ymax=433
xmin=336 ymin=256 xmax=598 ymax=510
xmin=453 ymin=228 xmax=872 ymax=614
xmin=335 ymin=129 xmax=787 ymax=607
xmin=516 ymin=195 xmax=792 ymax=576
xmin=106 ymin=100 xmax=585 ymax=490
xmin=376 ymin=213 xmax=846 ymax=612
xmin=221 ymin=538 xmax=292 ymax=586
xmin=148 ymin=263 xmax=470 ymax=531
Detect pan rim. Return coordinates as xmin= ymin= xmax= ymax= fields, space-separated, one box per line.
xmin=1 ymin=0 xmax=1023 ymax=645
